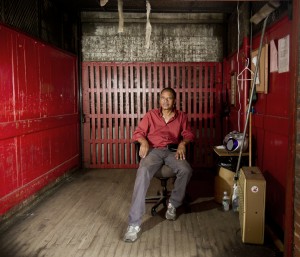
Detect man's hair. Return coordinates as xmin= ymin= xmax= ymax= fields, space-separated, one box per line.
xmin=161 ymin=87 xmax=176 ymax=99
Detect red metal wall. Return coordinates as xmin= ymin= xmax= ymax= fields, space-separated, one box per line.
xmin=252 ymin=17 xmax=292 ymax=232
xmin=224 ymin=16 xmax=292 ymax=232
xmin=82 ymin=62 xmax=223 ymax=169
xmin=0 ymin=24 xmax=80 ymax=216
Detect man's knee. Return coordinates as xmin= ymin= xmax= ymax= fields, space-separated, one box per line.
xmin=177 ymin=161 xmax=193 ymax=177
xmin=136 ymin=166 xmax=149 ymax=180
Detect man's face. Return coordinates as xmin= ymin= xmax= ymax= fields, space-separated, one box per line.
xmin=160 ymin=90 xmax=175 ymax=111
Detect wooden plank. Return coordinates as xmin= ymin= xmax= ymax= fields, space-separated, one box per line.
xmin=113 ymin=64 xmax=119 ymax=165
xmin=107 ymin=65 xmax=113 ymax=166
xmin=129 ymin=64 xmax=135 ymax=164
xmin=90 ymin=65 xmax=96 ymax=166
xmin=141 ymin=64 xmax=146 ymax=116
xmin=119 ymin=65 xmax=125 ymax=166
xmin=0 ymin=169 xmax=280 ymax=257
xmin=124 ymin=65 xmax=131 ymax=166
xmin=147 ymin=64 xmax=152 ymax=110
xmin=95 ymin=64 xmax=101 ymax=165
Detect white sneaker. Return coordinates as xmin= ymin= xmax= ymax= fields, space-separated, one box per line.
xmin=165 ymin=202 xmax=176 ymax=220
xmin=123 ymin=225 xmax=141 ymax=242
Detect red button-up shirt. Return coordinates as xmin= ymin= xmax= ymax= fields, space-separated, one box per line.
xmin=132 ymin=108 xmax=195 ymax=148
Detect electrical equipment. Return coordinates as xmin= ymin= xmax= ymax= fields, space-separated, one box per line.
xmin=223 ymin=131 xmax=248 ymax=152
xmin=238 ymin=166 xmax=266 ymax=244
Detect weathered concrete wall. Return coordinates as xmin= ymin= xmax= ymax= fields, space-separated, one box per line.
xmin=81 ymin=12 xmax=225 ymax=62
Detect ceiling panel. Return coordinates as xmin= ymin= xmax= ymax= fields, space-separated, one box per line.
xmin=58 ymin=0 xmax=242 ymax=14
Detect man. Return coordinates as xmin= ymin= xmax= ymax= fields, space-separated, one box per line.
xmin=123 ymin=87 xmax=195 ymax=243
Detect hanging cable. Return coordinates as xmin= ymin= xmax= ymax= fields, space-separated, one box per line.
xmin=118 ymin=0 xmax=124 ymax=33
xmin=236 ymin=2 xmax=241 ymax=132
xmin=145 ymin=1 xmax=152 ymax=49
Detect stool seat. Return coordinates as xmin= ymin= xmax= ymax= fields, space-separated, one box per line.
xmin=154 ymin=165 xmax=175 ymax=178
xmin=133 ymin=142 xmax=178 ymax=216
xmin=146 ymin=164 xmax=176 ymax=216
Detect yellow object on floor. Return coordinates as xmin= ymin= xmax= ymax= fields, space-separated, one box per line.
xmin=214 ymin=167 xmax=235 ymax=203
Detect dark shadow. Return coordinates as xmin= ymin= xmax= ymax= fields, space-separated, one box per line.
xmin=185 ymin=168 xmax=215 ymax=202
xmin=186 ymin=198 xmax=220 ymax=213
xmin=141 ymin=167 xmax=218 ymax=232
xmin=141 ymin=198 xmax=220 ymax=233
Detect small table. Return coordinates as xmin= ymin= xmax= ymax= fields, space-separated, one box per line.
xmin=213 ymin=146 xmax=249 ymax=157
xmin=213 ymin=146 xmax=249 ymax=203
xmin=213 ymin=145 xmax=249 ymax=172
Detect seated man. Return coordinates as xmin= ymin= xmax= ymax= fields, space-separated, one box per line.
xmin=124 ymin=87 xmax=195 ymax=243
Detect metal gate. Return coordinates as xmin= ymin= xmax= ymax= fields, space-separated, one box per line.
xmin=82 ymin=62 xmax=222 ymax=169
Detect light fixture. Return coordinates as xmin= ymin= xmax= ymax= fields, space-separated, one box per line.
xmin=250 ymin=0 xmax=280 ymax=24
xmin=99 ymin=0 xmax=108 ymax=7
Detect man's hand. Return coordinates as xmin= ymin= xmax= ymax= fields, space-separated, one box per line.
xmin=175 ymin=142 xmax=187 ymax=160
xmin=139 ymin=140 xmax=149 ymax=158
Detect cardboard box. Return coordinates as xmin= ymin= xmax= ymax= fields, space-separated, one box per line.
xmin=214 ymin=167 xmax=235 ymax=203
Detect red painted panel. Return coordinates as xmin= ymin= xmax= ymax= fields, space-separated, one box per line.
xmin=251 ymin=17 xmax=291 ymax=229
xmin=82 ymin=62 xmax=222 ymax=169
xmin=0 ymin=138 xmax=19 ymax=198
xmin=19 ymin=123 xmax=80 ymax=184
xmin=265 ymin=72 xmax=290 ymax=117
xmin=15 ymin=34 xmax=40 ymax=120
xmin=252 ymin=17 xmax=291 ymax=119
xmin=252 ymin=114 xmax=289 ymax=231
xmin=20 ymin=131 xmax=51 ymax=184
xmin=263 ymin=131 xmax=288 ymax=228
xmin=0 ymin=26 xmax=15 ymax=122
xmin=0 ymin=115 xmax=78 ymax=141
xmin=0 ymin=156 xmax=79 ymax=215
xmin=39 ymin=45 xmax=77 ymax=117
xmin=49 ymin=124 xmax=80 ymax=167
xmin=0 ymin=24 xmax=79 ymax=216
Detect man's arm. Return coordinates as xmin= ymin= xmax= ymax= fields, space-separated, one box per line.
xmin=132 ymin=113 xmax=151 ymax=158
xmin=136 ymin=137 xmax=149 ymax=159
xmin=178 ymin=139 xmax=190 ymax=147
xmin=180 ymin=113 xmax=195 ymax=143
xmin=176 ymin=139 xmax=190 ymax=160
xmin=176 ymin=113 xmax=194 ymax=160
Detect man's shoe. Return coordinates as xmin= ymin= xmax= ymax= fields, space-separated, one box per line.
xmin=165 ymin=202 xmax=176 ymax=220
xmin=123 ymin=225 xmax=141 ymax=242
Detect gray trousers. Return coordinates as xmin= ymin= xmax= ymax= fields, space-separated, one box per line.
xmin=128 ymin=148 xmax=193 ymax=226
